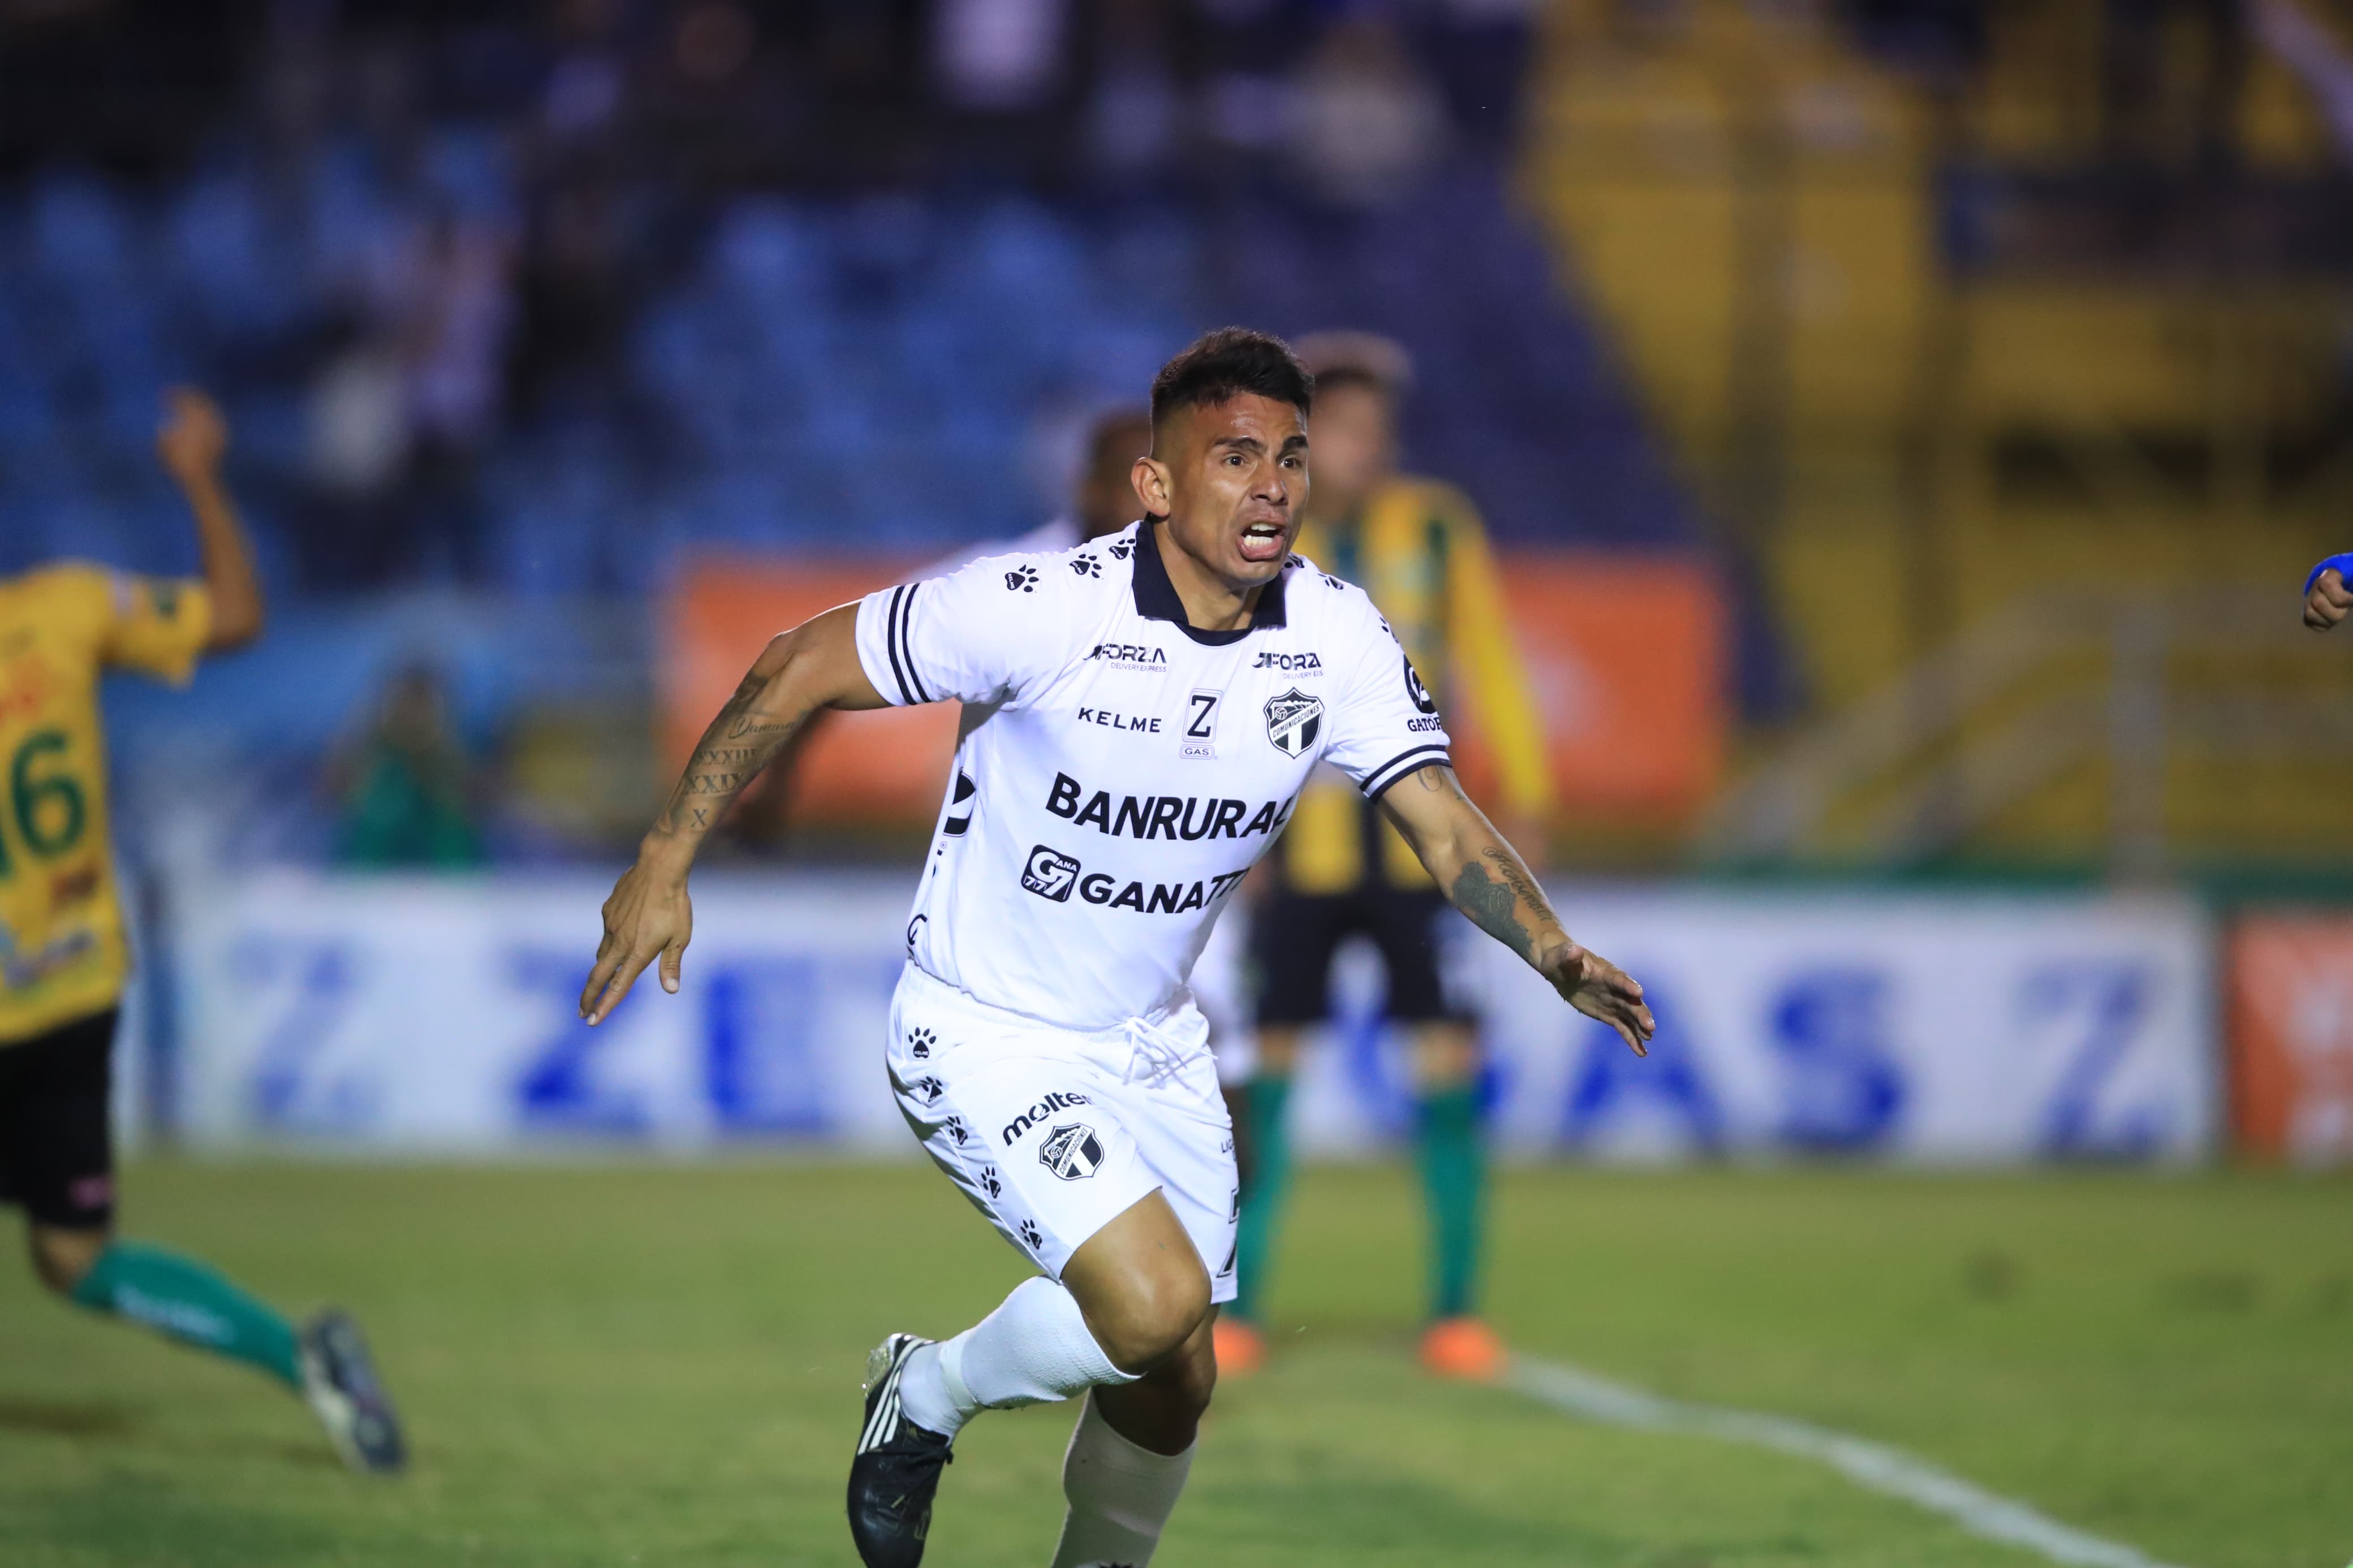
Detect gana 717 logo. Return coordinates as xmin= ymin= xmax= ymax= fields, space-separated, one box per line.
xmin=1020 ymin=845 xmax=1081 ymax=901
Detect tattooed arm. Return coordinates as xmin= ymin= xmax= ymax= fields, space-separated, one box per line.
xmin=580 ymin=605 xmax=887 ymax=1023
xmin=1378 ymin=764 xmax=1654 ymax=1055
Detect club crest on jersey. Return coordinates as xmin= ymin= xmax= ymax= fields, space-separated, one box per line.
xmin=1039 ymin=1123 xmax=1105 ymax=1181
xmin=1263 ymin=688 xmax=1323 ymax=758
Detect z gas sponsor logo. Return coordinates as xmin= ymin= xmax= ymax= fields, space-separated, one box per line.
xmin=1020 ymin=845 xmax=1083 ymax=901
xmin=1251 ymin=650 xmax=1322 ymax=673
xmin=1264 ymin=688 xmax=1323 ymax=758
xmin=1002 ymin=1090 xmax=1092 ymax=1146
xmin=1046 ymin=772 xmax=1295 ymax=841
xmin=1085 ymin=642 xmax=1167 ymax=671
xmin=1182 ymin=690 xmax=1219 ymax=759
xmin=1039 ymin=1123 xmax=1106 ymax=1181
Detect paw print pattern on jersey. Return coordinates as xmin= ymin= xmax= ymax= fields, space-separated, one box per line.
xmin=1107 ymin=538 xmax=1135 ymax=560
xmin=907 ymin=1027 xmax=936 ymax=1059
xmin=1322 ymin=573 xmax=1344 ymax=591
xmin=1018 ymin=1218 xmax=1044 ymax=1250
xmin=943 ymin=1116 xmax=968 ymax=1146
xmin=910 ymin=1074 xmax=945 ymax=1105
xmin=978 ymin=1165 xmax=1003 ymax=1200
xmin=1070 ymin=555 xmax=1101 ymax=578
xmin=1005 ymin=564 xmax=1039 ymax=592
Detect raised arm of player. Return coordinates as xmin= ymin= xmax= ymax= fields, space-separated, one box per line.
xmin=1377 ymin=763 xmax=1655 ymax=1056
xmin=2304 ymin=557 xmax=2352 ymax=632
xmin=156 ymin=387 xmax=265 ymax=652
xmin=581 ymin=606 xmax=890 ymax=1023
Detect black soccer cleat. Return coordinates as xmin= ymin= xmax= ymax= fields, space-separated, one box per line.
xmin=847 ymin=1333 xmax=955 ymax=1567
xmin=298 ymin=1309 xmax=408 ymax=1475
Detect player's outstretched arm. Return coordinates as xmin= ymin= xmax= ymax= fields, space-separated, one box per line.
xmin=1378 ymin=764 xmax=1655 ymax=1056
xmin=2304 ymin=559 xmax=2353 ymax=632
xmin=581 ymin=605 xmax=888 ymax=1024
xmin=157 ymin=387 xmax=265 ymax=651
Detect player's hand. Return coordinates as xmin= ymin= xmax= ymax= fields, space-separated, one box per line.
xmin=1539 ymin=941 xmax=1653 ymax=1056
xmin=580 ymin=850 xmax=694 ymax=1025
xmin=2304 ymin=568 xmax=2351 ymax=632
xmin=157 ymin=386 xmax=229 ymax=483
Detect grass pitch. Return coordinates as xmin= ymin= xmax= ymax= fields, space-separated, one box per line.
xmin=0 ymin=1161 xmax=2345 ymax=1568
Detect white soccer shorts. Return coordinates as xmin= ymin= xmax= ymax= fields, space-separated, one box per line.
xmin=887 ymin=962 xmax=1240 ymax=1304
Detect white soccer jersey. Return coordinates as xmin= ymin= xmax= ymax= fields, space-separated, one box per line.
xmin=854 ymin=519 xmax=1453 ymax=1030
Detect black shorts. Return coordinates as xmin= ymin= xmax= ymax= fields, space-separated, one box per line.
xmin=0 ymin=1008 xmax=118 ymax=1231
xmin=1251 ymin=889 xmax=1471 ymax=1027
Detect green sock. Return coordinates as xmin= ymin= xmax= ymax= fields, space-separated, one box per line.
xmin=1231 ymin=1075 xmax=1294 ymax=1324
xmin=1416 ymin=1086 xmax=1486 ymax=1321
xmin=69 ymin=1241 xmax=303 ymax=1389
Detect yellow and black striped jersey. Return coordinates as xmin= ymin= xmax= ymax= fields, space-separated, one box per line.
xmin=0 ymin=563 xmax=212 ymax=1044
xmin=1275 ymin=478 xmax=1552 ymax=892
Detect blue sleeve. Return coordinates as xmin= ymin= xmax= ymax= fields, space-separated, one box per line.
xmin=2305 ymin=554 xmax=2353 ymax=594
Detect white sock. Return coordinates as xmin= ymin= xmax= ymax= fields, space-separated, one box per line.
xmin=897 ymin=1276 xmax=1136 ymax=1440
xmin=1050 ymin=1390 xmax=1195 ymax=1568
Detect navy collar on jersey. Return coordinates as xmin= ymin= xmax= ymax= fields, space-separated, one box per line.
xmin=1131 ymin=520 xmax=1290 ymax=646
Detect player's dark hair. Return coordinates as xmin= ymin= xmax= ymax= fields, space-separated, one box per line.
xmin=1149 ymin=328 xmax=1313 ymax=434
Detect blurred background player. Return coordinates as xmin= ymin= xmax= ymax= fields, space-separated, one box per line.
xmin=730 ymin=407 xmax=1159 ymax=850
xmin=1217 ymin=332 xmax=1555 ymax=1383
xmin=924 ymin=407 xmax=1156 ymax=572
xmin=0 ymin=389 xmax=406 ymax=1475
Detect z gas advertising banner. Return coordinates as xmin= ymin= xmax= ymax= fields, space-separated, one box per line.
xmin=171 ymin=875 xmax=2216 ymax=1163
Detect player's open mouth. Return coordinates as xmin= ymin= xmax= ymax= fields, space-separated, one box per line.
xmin=1237 ymin=522 xmax=1286 ymax=564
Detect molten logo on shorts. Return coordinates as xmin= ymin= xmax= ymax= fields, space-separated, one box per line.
xmin=1001 ymin=1090 xmax=1091 ymax=1145
xmin=1038 ymin=1122 xmax=1104 ymax=1181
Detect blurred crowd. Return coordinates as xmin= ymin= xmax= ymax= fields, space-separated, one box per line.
xmin=0 ymin=1 xmax=1572 ymax=596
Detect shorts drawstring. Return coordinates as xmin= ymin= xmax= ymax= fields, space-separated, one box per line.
xmin=1121 ymin=1016 xmax=1199 ymax=1088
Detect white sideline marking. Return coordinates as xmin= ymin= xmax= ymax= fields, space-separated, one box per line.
xmin=1509 ymin=1355 xmax=2191 ymax=1568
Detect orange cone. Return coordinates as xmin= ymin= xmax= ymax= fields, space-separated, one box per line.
xmin=1419 ymin=1316 xmax=1505 ymax=1382
xmin=1213 ymin=1316 xmax=1267 ymax=1377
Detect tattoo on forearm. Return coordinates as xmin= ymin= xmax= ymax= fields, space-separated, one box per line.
xmin=653 ymin=672 xmax=804 ymax=839
xmin=1450 ymin=861 xmax=1535 ymax=962
xmin=1449 ymin=847 xmax=1561 ymax=969
xmin=1480 ymin=846 xmax=1557 ymax=925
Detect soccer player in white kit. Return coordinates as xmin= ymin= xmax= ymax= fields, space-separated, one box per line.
xmin=579 ymin=329 xmax=1656 ymax=1567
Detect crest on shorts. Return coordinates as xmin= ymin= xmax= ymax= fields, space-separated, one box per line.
xmin=1263 ymin=688 xmax=1322 ymax=758
xmin=1038 ymin=1122 xmax=1105 ymax=1181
